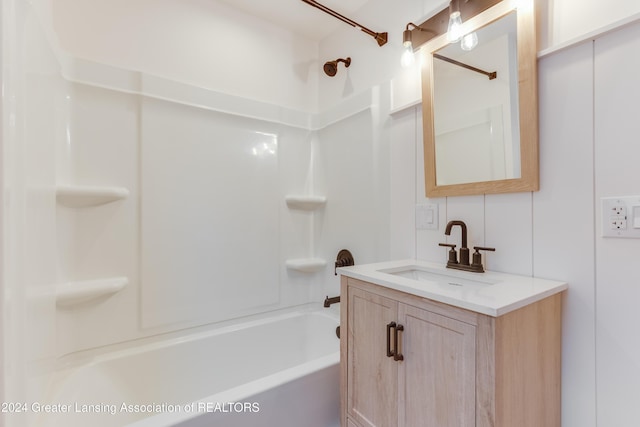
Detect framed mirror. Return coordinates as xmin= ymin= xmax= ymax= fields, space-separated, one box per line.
xmin=421 ymin=0 xmax=538 ymax=197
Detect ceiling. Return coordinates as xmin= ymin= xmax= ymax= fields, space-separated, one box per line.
xmin=215 ymin=0 xmax=374 ymax=41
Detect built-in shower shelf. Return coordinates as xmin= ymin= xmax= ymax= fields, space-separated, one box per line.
xmin=285 ymin=258 xmax=327 ymax=273
xmin=285 ymin=195 xmax=327 ymax=211
xmin=56 ymin=185 xmax=129 ymax=208
xmin=56 ymin=277 xmax=128 ymax=308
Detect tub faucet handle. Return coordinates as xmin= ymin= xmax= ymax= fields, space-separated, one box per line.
xmin=334 ymin=249 xmax=354 ymax=275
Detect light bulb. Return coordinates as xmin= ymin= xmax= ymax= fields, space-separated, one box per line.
xmin=447 ymin=11 xmax=463 ymax=43
xmin=401 ymin=46 xmax=415 ymax=68
xmin=401 ymin=28 xmax=415 ymax=68
xmin=461 ymin=32 xmax=478 ymax=51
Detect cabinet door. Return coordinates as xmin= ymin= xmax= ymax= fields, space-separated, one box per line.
xmin=398 ymin=303 xmax=476 ymax=427
xmin=347 ymin=286 xmax=399 ymax=427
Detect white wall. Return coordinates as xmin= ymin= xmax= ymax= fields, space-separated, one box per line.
xmin=50 ymin=0 xmax=320 ymax=113
xmin=539 ymin=0 xmax=640 ymax=50
xmin=593 ymin=22 xmax=640 ymax=426
xmin=536 ymin=42 xmax=596 ymax=427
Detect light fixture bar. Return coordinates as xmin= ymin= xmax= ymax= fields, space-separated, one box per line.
xmin=433 ymin=53 xmax=497 ymax=80
xmin=301 ymin=0 xmax=388 ymax=46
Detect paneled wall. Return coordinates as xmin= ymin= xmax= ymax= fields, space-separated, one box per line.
xmin=539 ymin=0 xmax=640 ymax=50
xmin=593 ymin=22 xmax=640 ymax=426
xmin=387 ymin=19 xmax=640 ymax=427
xmin=535 ymin=42 xmax=596 ymax=427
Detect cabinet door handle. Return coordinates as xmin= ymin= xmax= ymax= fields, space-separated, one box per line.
xmin=386 ymin=322 xmax=396 ymax=358
xmin=393 ymin=324 xmax=404 ymax=361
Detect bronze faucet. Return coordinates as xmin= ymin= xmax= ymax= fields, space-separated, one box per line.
xmin=439 ymin=220 xmax=495 ymax=273
xmin=324 ymin=296 xmax=340 ymax=307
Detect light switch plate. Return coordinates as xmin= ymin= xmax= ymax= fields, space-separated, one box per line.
xmin=416 ymin=204 xmax=439 ymax=230
xmin=601 ymin=196 xmax=640 ymax=238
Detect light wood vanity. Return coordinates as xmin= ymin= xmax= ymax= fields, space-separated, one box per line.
xmin=339 ymin=261 xmax=566 ymax=427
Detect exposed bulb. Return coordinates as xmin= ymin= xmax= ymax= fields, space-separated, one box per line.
xmin=447 ymin=11 xmax=463 ymax=43
xmin=460 ymin=32 xmax=478 ymax=51
xmin=401 ymin=45 xmax=415 ymax=68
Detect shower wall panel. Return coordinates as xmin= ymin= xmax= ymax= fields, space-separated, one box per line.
xmin=140 ymin=98 xmax=281 ymax=329
xmin=56 ymin=83 xmax=141 ymax=354
xmin=54 ymin=78 xmax=318 ymax=354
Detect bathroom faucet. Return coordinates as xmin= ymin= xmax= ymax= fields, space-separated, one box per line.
xmin=439 ymin=220 xmax=495 ymax=273
xmin=444 ymin=220 xmax=469 ymax=264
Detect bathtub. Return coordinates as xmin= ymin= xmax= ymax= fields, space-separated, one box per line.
xmin=35 ymin=307 xmax=340 ymax=427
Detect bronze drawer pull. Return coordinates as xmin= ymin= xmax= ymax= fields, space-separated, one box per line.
xmin=386 ymin=322 xmax=396 ymax=358
xmin=394 ymin=324 xmax=404 ymax=361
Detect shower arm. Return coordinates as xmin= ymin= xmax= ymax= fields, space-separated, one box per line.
xmin=301 ymin=0 xmax=388 ymax=46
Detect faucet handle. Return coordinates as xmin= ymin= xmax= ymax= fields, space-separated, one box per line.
xmin=471 ymin=246 xmax=495 ymax=272
xmin=439 ymin=243 xmax=458 ymax=265
xmin=473 ymin=246 xmax=495 ymax=253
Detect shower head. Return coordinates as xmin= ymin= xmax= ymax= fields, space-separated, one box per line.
xmin=323 ymin=57 xmax=351 ymax=77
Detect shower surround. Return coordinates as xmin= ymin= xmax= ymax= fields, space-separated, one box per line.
xmin=1 ymin=1 xmax=389 ymax=425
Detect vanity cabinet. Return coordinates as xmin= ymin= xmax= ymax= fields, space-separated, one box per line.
xmin=340 ymin=276 xmax=562 ymax=427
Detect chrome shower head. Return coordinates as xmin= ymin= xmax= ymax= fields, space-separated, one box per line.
xmin=323 ymin=57 xmax=351 ymax=77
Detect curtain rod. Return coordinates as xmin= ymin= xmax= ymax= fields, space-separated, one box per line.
xmin=301 ymin=0 xmax=387 ymax=46
xmin=433 ymin=53 xmax=497 ymax=80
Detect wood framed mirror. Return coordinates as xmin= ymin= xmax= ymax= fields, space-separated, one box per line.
xmin=420 ymin=0 xmax=538 ymax=197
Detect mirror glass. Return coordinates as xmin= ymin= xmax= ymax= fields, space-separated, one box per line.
xmin=433 ymin=12 xmax=518 ymax=186
xmin=422 ymin=1 xmax=538 ymax=197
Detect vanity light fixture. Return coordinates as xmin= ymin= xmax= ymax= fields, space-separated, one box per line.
xmin=461 ymin=31 xmax=479 ymax=50
xmin=401 ymin=23 xmax=434 ymax=68
xmin=448 ymin=0 xmax=479 ymax=50
xmin=447 ymin=0 xmax=464 ymax=42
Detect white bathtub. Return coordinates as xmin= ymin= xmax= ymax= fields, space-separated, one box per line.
xmin=36 ymin=307 xmax=340 ymax=427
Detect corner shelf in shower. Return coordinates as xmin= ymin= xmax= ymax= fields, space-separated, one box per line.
xmin=56 ymin=277 xmax=129 ymax=308
xmin=56 ymin=185 xmax=129 ymax=208
xmin=285 ymin=258 xmax=327 ymax=273
xmin=285 ymin=195 xmax=327 ymax=211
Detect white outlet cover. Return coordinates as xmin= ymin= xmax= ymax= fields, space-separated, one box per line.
xmin=601 ymin=196 xmax=640 ymax=238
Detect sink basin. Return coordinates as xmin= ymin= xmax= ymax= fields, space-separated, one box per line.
xmin=378 ymin=266 xmax=497 ymax=289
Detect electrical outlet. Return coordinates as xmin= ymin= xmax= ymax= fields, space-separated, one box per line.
xmin=602 ymin=196 xmax=640 ymax=238
xmin=612 ymin=206 xmax=627 ymax=216
xmin=611 ymin=219 xmax=627 ymax=230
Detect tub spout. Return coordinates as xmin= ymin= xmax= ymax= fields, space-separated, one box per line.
xmin=324 ymin=295 xmax=340 ymax=308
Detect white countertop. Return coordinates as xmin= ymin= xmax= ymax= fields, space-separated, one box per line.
xmin=337 ymin=259 xmax=568 ymax=317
